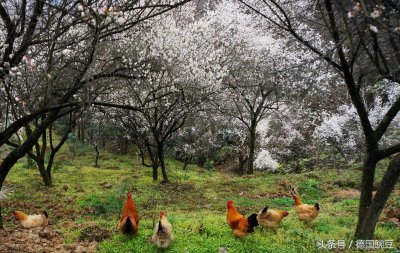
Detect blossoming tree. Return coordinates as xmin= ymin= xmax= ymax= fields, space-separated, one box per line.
xmin=240 ymin=0 xmax=400 ymax=239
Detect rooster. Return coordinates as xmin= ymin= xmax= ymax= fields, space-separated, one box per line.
xmin=257 ymin=206 xmax=289 ymax=230
xmin=119 ymin=192 xmax=140 ymax=235
xmin=292 ymin=195 xmax=320 ymax=222
xmin=226 ymin=200 xmax=258 ymax=237
xmin=12 ymin=210 xmax=48 ymax=228
xmin=149 ymin=211 xmax=173 ymax=249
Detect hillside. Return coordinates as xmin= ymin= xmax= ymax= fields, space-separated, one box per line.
xmin=0 ymin=147 xmax=399 ymax=253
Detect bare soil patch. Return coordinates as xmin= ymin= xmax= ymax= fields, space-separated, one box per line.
xmin=0 ymin=227 xmax=97 ymax=253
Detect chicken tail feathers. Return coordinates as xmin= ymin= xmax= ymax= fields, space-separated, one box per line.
xmin=315 ymin=203 xmax=320 ymax=211
xmin=261 ymin=206 xmax=268 ymax=213
xmin=247 ymin=213 xmax=259 ymax=232
xmin=157 ymin=220 xmax=163 ymax=234
xmin=122 ymin=217 xmax=137 ymax=235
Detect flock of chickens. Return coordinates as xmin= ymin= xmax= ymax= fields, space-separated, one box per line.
xmin=227 ymin=195 xmax=320 ymax=238
xmin=12 ymin=193 xmax=320 ymax=249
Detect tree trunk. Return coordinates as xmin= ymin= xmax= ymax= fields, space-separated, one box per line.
xmin=94 ymin=145 xmax=100 ymax=168
xmin=355 ymin=154 xmax=378 ymax=237
xmin=45 ymin=125 xmax=71 ymax=183
xmin=247 ymin=123 xmax=256 ymax=174
xmin=0 ymin=111 xmax=56 ymax=185
xmin=145 ymin=144 xmax=159 ymax=181
xmin=46 ymin=150 xmax=57 ymax=182
xmin=355 ymin=154 xmax=400 ymax=239
xmin=139 ymin=149 xmax=146 ymax=166
xmin=152 ymin=165 xmax=158 ymax=181
xmin=77 ymin=121 xmax=81 ymax=141
xmin=238 ymin=154 xmax=248 ymax=176
xmin=80 ymin=118 xmax=85 ymax=143
xmin=0 ymin=206 xmax=3 ymax=229
xmin=158 ymin=144 xmax=169 ymax=183
xmin=37 ymin=160 xmax=52 ymax=186
xmin=0 ymin=117 xmax=51 ymax=188
xmin=160 ymin=162 xmax=169 ymax=183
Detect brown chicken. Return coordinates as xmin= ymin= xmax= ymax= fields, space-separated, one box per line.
xmin=119 ymin=192 xmax=140 ymax=235
xmin=226 ymin=200 xmax=258 ymax=237
xmin=149 ymin=211 xmax=173 ymax=249
xmin=12 ymin=210 xmax=48 ymax=228
xmin=257 ymin=206 xmax=289 ymax=229
xmin=292 ymin=195 xmax=320 ymax=222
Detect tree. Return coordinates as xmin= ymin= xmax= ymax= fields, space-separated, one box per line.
xmin=0 ymin=0 xmax=192 ymax=228
xmin=6 ymin=115 xmax=77 ymax=186
xmin=171 ymin=113 xmax=225 ymax=170
xmin=143 ymin=0 xmax=331 ymax=175
xmin=112 ymin=66 xmax=193 ymax=182
xmin=201 ymin=1 xmax=324 ymax=174
xmin=240 ymin=0 xmax=400 ymax=239
xmin=314 ymin=81 xmax=400 ymax=165
xmin=215 ymin=76 xmax=281 ymax=174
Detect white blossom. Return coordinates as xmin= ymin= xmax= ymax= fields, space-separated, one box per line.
xmin=370 ymin=10 xmax=381 ymax=18
xmin=254 ymin=149 xmax=278 ymax=171
xmin=347 ymin=11 xmax=355 ymax=18
xmin=116 ymin=17 xmax=126 ymax=25
xmin=62 ymin=49 xmax=72 ymax=55
xmin=369 ymin=25 xmax=378 ymax=33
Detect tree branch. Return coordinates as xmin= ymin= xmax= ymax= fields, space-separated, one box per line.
xmin=378 ymin=143 xmax=400 ymax=160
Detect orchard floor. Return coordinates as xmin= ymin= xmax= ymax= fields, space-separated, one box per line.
xmin=0 ymin=226 xmax=97 ymax=253
xmin=1 ymin=150 xmax=399 ymax=252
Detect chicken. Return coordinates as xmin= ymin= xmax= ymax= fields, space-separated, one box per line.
xmin=292 ymin=195 xmax=320 ymax=222
xmin=12 ymin=210 xmax=48 ymax=228
xmin=149 ymin=211 xmax=173 ymax=249
xmin=256 ymin=206 xmax=289 ymax=229
xmin=226 ymin=200 xmax=258 ymax=237
xmin=119 ymin=191 xmax=140 ymax=235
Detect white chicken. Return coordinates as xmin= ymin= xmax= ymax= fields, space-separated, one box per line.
xmin=12 ymin=210 xmax=48 ymax=228
xmin=149 ymin=211 xmax=173 ymax=249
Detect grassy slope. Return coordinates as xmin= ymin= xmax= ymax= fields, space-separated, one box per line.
xmin=1 ymin=145 xmax=399 ymax=253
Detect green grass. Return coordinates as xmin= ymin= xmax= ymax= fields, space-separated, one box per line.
xmin=1 ymin=145 xmax=399 ymax=252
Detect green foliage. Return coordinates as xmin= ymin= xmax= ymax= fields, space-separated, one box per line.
xmin=67 ymin=133 xmax=78 ymax=154
xmin=282 ymin=158 xmax=315 ymax=173
xmin=204 ymin=159 xmax=214 ymax=170
xmin=215 ymin=146 xmax=235 ymax=164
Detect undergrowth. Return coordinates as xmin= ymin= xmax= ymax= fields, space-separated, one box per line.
xmin=1 ymin=145 xmax=399 ymax=253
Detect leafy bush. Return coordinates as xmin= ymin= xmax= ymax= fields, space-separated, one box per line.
xmin=204 ymin=159 xmax=214 ymax=170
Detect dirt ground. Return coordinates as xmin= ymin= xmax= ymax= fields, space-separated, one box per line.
xmin=0 ymin=226 xmax=99 ymax=253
